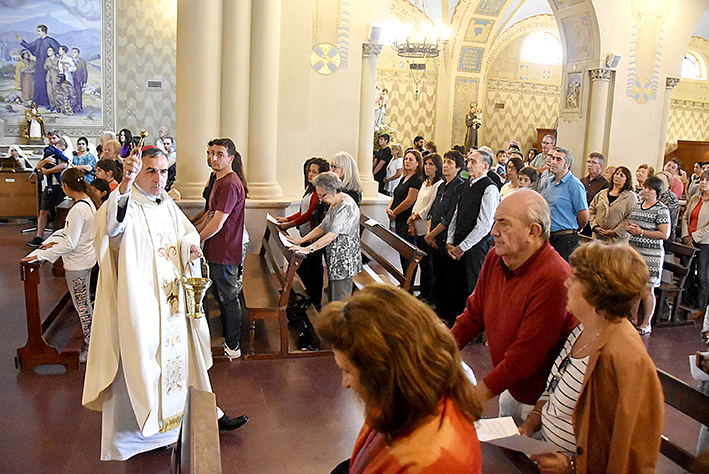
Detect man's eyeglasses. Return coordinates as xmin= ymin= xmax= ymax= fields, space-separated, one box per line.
xmin=587 ymin=160 xmax=602 ymax=166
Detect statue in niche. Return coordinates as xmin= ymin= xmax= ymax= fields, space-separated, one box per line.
xmin=565 ymin=81 xmax=580 ymax=110
xmin=464 ymin=102 xmax=482 ymax=152
xmin=24 ymin=103 xmax=46 ymax=143
xmin=374 ymin=81 xmax=389 ymax=131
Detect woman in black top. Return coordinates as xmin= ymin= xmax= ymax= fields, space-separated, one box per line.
xmin=387 ymin=149 xmax=423 ymax=275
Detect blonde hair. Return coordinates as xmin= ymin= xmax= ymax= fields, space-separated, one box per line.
xmin=102 ymin=139 xmax=121 ymax=159
xmin=331 ymin=151 xmax=363 ymax=193
xmin=390 ymin=143 xmax=404 ymax=160
xmin=317 ymin=284 xmax=481 ymax=442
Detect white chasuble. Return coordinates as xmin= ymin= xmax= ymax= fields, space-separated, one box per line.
xmin=83 ymin=185 xmax=213 ymax=461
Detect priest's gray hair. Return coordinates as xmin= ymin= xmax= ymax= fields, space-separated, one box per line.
xmin=313 ymin=171 xmax=343 ymax=195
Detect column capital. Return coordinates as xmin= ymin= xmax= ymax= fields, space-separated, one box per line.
xmin=589 ymin=68 xmax=612 ymax=81
xmin=362 ymin=42 xmax=383 ymax=58
xmin=665 ymin=77 xmax=680 ymax=89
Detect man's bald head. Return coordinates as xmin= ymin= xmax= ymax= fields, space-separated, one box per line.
xmin=492 ymin=189 xmax=551 ymax=269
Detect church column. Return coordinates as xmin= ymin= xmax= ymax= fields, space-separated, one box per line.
xmin=247 ymin=0 xmax=283 ymax=199
xmin=358 ymin=42 xmax=383 ymax=200
xmin=658 ymin=77 xmax=680 ymax=164
xmin=220 ymin=0 xmax=251 ymax=160
xmin=584 ymin=68 xmax=612 ymax=159
xmin=175 ymin=0 xmax=222 ymax=199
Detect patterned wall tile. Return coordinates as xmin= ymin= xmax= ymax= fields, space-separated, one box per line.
xmin=115 ymin=0 xmax=176 ymax=139
xmin=452 ymin=77 xmax=479 ymax=146
xmin=474 ymin=0 xmax=506 ymax=16
xmin=666 ymin=100 xmax=709 ymax=153
xmin=482 ymin=80 xmax=560 ymax=153
xmin=377 ymin=70 xmax=437 ymax=148
xmin=458 ymin=46 xmax=485 ymax=73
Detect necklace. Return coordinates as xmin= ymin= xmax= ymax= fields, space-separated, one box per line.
xmin=572 ymin=325 xmax=608 ymax=357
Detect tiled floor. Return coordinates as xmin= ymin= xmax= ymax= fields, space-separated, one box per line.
xmin=0 ymin=221 xmax=704 ymax=473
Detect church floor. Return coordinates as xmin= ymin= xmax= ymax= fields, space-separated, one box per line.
xmin=0 ymin=221 xmax=701 ymax=473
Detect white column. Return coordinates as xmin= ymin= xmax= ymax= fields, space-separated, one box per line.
xmin=584 ymin=68 xmax=612 ymax=159
xmin=658 ymin=77 xmax=680 ymax=164
xmin=175 ymin=0 xmax=222 ymax=199
xmin=220 ymin=0 xmax=251 ymax=161
xmin=357 ymin=42 xmax=382 ymax=200
xmin=247 ymin=0 xmax=283 ymax=199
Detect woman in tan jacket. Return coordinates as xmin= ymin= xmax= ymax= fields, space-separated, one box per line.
xmin=589 ymin=166 xmax=637 ymax=241
xmin=520 ymin=242 xmax=664 ymax=474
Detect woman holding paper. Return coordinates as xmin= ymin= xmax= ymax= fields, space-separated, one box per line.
xmin=288 ymin=172 xmax=361 ymax=302
xmin=519 ymin=241 xmax=664 ymax=474
xmin=317 ymin=284 xmax=482 ymax=474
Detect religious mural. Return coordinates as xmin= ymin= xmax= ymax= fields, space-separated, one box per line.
xmin=0 ymin=0 xmax=109 ymax=133
xmin=560 ymin=13 xmax=594 ymax=62
xmin=465 ymin=18 xmax=495 ymax=43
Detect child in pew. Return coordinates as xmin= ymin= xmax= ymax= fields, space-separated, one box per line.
xmin=21 ymin=168 xmax=97 ymax=362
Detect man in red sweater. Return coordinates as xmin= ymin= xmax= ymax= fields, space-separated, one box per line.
xmin=451 ymin=189 xmax=577 ymax=424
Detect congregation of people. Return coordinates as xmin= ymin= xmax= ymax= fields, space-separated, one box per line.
xmin=13 ymin=125 xmax=709 ymax=473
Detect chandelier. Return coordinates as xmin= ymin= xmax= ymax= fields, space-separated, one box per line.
xmin=390 ymin=25 xmax=449 ymax=99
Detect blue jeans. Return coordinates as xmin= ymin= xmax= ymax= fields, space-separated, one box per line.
xmin=209 ymin=262 xmax=243 ymax=350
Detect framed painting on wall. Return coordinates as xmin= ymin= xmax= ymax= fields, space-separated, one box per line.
xmin=0 ymin=0 xmax=114 ymax=138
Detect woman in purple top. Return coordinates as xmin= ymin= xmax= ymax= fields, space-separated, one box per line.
xmin=118 ymin=129 xmax=133 ymax=159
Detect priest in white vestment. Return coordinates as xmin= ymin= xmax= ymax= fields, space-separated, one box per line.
xmin=82 ymin=147 xmax=245 ymax=461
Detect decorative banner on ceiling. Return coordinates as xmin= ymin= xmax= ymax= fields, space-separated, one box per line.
xmin=311 ymin=0 xmax=350 ymax=75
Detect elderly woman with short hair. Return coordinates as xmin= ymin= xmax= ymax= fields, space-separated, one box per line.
xmin=289 ymin=172 xmax=362 ymax=301
xmin=520 ymin=241 xmax=664 ymax=474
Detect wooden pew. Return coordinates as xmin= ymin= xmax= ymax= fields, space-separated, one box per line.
xmin=16 ymin=260 xmax=78 ymax=371
xmin=653 ymin=240 xmax=698 ymax=327
xmin=171 ymin=386 xmax=222 ymax=474
xmin=354 ymin=214 xmax=426 ymax=291
xmin=658 ymin=368 xmax=709 ymax=473
xmin=242 ymin=220 xmax=330 ymax=360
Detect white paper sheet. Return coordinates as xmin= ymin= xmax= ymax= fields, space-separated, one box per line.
xmin=364 ymin=218 xmax=379 ymax=227
xmin=266 ymin=213 xmax=279 ymax=225
xmin=690 ymin=353 xmax=709 ymax=382
xmin=474 ymin=417 xmax=561 ymax=455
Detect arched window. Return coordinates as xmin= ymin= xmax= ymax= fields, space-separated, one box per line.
xmin=522 ymin=31 xmax=563 ymax=65
xmin=681 ymin=51 xmax=706 ymax=80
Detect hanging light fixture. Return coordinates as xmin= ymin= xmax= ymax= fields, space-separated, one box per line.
xmin=391 ymin=23 xmax=449 ymax=99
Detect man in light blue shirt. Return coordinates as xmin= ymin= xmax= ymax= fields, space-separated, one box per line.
xmin=541 ymin=147 xmax=588 ymax=261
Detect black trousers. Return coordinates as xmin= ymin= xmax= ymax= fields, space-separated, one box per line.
xmin=549 ymin=232 xmax=579 ymax=262
xmin=416 ymin=235 xmax=436 ymax=303
xmin=296 ymin=249 xmax=325 ymax=309
xmin=435 ymin=236 xmax=490 ymax=324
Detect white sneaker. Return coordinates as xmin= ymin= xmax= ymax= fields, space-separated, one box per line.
xmin=224 ymin=343 xmax=241 ymax=360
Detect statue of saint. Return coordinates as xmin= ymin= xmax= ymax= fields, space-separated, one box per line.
xmin=464 ymin=103 xmax=482 ymax=152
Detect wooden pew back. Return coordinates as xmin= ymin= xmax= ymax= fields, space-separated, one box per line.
xmin=356 ymin=214 xmax=426 ymax=291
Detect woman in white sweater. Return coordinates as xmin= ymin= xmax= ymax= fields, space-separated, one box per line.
xmin=408 ymin=153 xmax=444 ymax=304
xmin=22 ymin=167 xmax=97 ymax=361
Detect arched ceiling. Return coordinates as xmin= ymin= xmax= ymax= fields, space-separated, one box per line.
xmin=403 ymin=0 xmax=556 ymax=45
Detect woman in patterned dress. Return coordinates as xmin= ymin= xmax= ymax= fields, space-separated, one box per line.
xmin=289 ymin=172 xmax=362 ymax=302
xmin=627 ymin=176 xmax=671 ymax=334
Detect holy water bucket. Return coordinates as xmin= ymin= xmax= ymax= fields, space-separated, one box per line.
xmin=182 ymin=258 xmax=211 ymax=319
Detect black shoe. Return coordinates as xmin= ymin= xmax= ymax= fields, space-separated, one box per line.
xmin=27 ymin=236 xmax=44 ymax=247
xmin=218 ymin=414 xmax=248 ymax=431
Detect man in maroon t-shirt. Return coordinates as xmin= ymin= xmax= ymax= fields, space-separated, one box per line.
xmin=451 ymin=189 xmax=577 ymax=425
xmin=195 ymin=138 xmax=247 ymax=360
